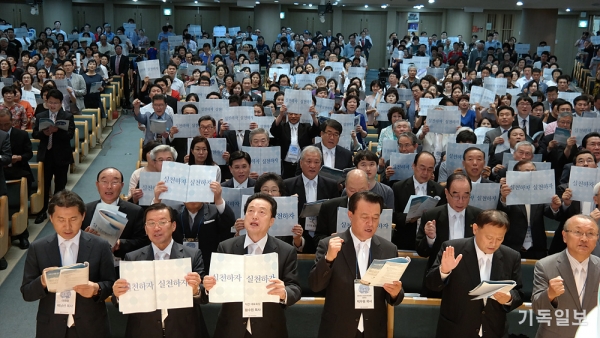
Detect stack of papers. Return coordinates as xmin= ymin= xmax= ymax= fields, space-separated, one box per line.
xmin=44 ymin=262 xmax=89 ymax=293
xmin=468 ymin=280 xmax=516 ymax=300
xmin=403 ymin=195 xmax=441 ymax=219
xmin=89 ymin=206 xmax=128 ymax=247
xmin=360 ymin=257 xmax=410 ymax=287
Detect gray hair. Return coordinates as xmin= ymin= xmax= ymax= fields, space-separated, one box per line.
xmin=514 ymin=141 xmax=535 ymax=154
xmin=249 ymin=128 xmax=269 ymax=142
xmin=407 ymin=64 xmax=417 ymax=72
xmin=149 ymin=145 xmax=178 ymax=161
xmin=393 ymin=119 xmax=411 ymax=129
xmin=557 ymin=112 xmax=573 ymax=121
xmin=398 ymin=132 xmax=418 ymax=145
xmin=299 ymin=145 xmax=322 ymax=162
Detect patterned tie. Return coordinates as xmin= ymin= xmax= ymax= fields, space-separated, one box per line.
xmin=115 ymin=55 xmax=120 ymax=75
xmin=47 ymin=112 xmax=56 ymax=150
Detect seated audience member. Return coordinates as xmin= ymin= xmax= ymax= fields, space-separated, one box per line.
xmin=489 ymin=138 xmax=535 ymax=182
xmin=248 ymin=127 xmax=271 ymax=147
xmin=537 ymin=112 xmax=575 ymax=184
xmin=309 ymin=191 xmax=404 ymax=338
xmin=483 ymin=105 xmax=515 ymax=154
xmin=188 ymin=136 xmax=223 ymax=182
xmin=498 ymin=160 xmax=562 ymax=259
xmin=167 ymin=103 xmax=198 ymax=162
xmin=381 ymin=131 xmax=420 ymax=187
xmin=313 ymin=118 xmax=354 ymax=170
xmin=349 ymin=150 xmax=394 ymax=208
xmin=558 ymin=132 xmax=600 ymax=185
xmin=128 ymin=143 xmax=173 ymax=205
xmin=111 ymin=203 xmax=210 ymax=338
xmin=376 ymin=106 xmax=406 ymax=153
xmin=133 ymin=94 xmax=173 ymax=145
xmin=284 ymin=146 xmax=339 ymax=254
xmin=436 ymin=129 xmax=480 ymax=184
xmin=82 ymin=167 xmax=148 ymax=272
xmin=221 ymin=151 xmax=257 ymax=187
xmin=512 ymin=96 xmax=544 ymax=137
xmin=392 ymin=151 xmax=447 ymax=250
xmin=21 ymin=190 xmax=116 ymax=337
xmin=425 ymin=210 xmax=524 ymax=337
xmin=202 ymin=193 xmax=302 ymax=338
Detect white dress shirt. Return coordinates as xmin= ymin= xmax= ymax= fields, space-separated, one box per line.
xmin=413 ymin=177 xmax=427 ymax=196
xmin=565 ymin=249 xmax=589 ymax=305
xmin=349 ymin=227 xmax=372 ymax=333
xmin=151 ymin=239 xmax=174 ymax=260
xmin=58 ymin=231 xmax=82 ymax=266
xmin=322 ymin=142 xmax=336 ymax=168
xmin=447 ymin=205 xmax=466 ymax=241
xmin=234 ymin=178 xmax=249 ymax=188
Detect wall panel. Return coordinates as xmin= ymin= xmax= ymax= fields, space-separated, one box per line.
xmin=341 ymin=10 xmax=387 ymax=69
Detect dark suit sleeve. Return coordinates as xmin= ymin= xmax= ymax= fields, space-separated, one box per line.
xmin=191 ymin=248 xmax=210 ymax=305
xmin=269 ymin=119 xmax=282 ymax=140
xmin=0 ymin=134 xmax=11 ymax=166
xmin=308 ymin=237 xmax=333 ymax=293
xmin=483 ymin=130 xmax=495 ymax=154
xmin=114 ymin=206 xmax=147 ymax=257
xmin=281 ymin=245 xmax=301 ymax=307
xmin=314 ymin=202 xmax=335 ymax=247
xmin=32 ymin=113 xmax=46 ymax=141
xmin=217 ymin=204 xmax=236 ymax=243
xmin=20 ymin=241 xmax=49 ymax=302
xmin=416 ymin=210 xmax=435 ymax=258
xmin=504 ymin=250 xmax=524 ymax=312
xmin=20 ymin=133 xmax=33 ymax=163
xmin=96 ymin=240 xmax=117 ymax=302
xmin=392 ymin=183 xmax=408 ymax=230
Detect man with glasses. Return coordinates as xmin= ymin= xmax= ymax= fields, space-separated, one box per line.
xmin=498 ymin=160 xmax=562 ymax=259
xmin=392 ymin=151 xmax=446 ymax=250
xmin=417 ymin=173 xmax=482 ymax=296
xmin=81 ymin=167 xmax=147 ymax=275
xmin=312 ymin=119 xmax=353 ymax=171
xmin=133 ymin=94 xmax=173 ymax=145
xmin=381 ymin=131 xmax=420 ymax=186
xmin=512 ymin=96 xmax=544 ymax=137
xmin=33 ymin=89 xmax=75 ymax=224
xmin=484 ymin=106 xmax=515 ymax=154
xmin=63 ymin=59 xmax=87 ymax=113
xmin=533 ymin=214 xmax=600 ymax=338
xmin=111 ymin=203 xmax=210 ymax=338
xmin=559 ymin=132 xmax=600 ymax=185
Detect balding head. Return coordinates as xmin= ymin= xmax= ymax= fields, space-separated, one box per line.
xmin=345 ymin=169 xmax=369 ymax=198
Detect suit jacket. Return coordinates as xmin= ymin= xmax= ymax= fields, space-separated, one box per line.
xmin=488 ymin=149 xmax=510 ymax=169
xmin=498 ymin=202 xmax=559 ymax=255
xmin=81 ymin=199 xmax=148 ymax=259
xmin=537 ymin=133 xmax=567 ymax=186
xmin=4 ymin=127 xmax=33 ymax=182
xmin=314 ymin=196 xmax=348 ymax=247
xmin=532 ymin=250 xmax=600 ymax=338
xmin=110 ymin=54 xmax=130 ymax=77
xmin=220 ymin=177 xmax=256 ymax=188
xmin=222 ymin=129 xmax=251 ymax=153
xmin=0 ymin=130 xmax=11 ymax=196
xmin=168 ymin=137 xmax=189 ymax=163
xmin=392 ymin=177 xmax=446 ymax=250
xmin=308 ymin=229 xmax=404 ymax=338
xmin=425 ymin=238 xmax=524 ymax=338
xmin=213 ymin=235 xmax=301 ymax=338
xmin=483 ymin=127 xmax=509 ymax=155
xmin=284 ymin=174 xmax=340 ymax=253
xmin=172 ymin=203 xmax=236 ymax=271
xmin=32 ymin=108 xmax=75 ymax=165
xmin=270 ymin=120 xmax=320 ymax=163
xmin=416 ymin=205 xmax=483 ymax=278
xmin=116 ymin=242 xmax=209 ymax=338
xmin=21 ymin=231 xmax=116 ymax=338
xmin=512 ymin=114 xmax=544 ymax=137
xmin=69 ymin=73 xmax=87 ymax=111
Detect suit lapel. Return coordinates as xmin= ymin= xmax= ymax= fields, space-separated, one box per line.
xmin=438 ymin=207 xmax=450 ymax=241
xmin=464 ymin=207 xmax=476 ymax=237
xmin=295 ymin=176 xmax=307 ymax=206
xmin=556 ymin=251 xmax=582 ymax=310
xmin=339 ymin=230 xmax=358 ymax=279
xmin=407 ymin=177 xmax=416 ymax=195
xmin=426 ymin=181 xmax=437 ymax=197
xmin=76 ymin=232 xmax=93 ymax=263
xmin=489 ymin=248 xmax=504 ymax=281
xmin=234 ymin=236 xmax=247 ymax=255
xmin=263 ymin=236 xmax=278 ymax=254
xmin=170 ymin=242 xmax=185 ymax=259
xmin=46 ymin=234 xmax=62 ymax=267
xmin=463 ymin=239 xmax=482 ymax=286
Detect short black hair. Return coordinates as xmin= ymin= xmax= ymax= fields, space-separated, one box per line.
xmin=320 ymin=118 xmax=343 ymax=134
xmin=198 ymin=115 xmax=216 ymax=126
xmin=446 ymin=173 xmax=472 ymax=192
xmin=463 ymin=146 xmax=486 ymax=161
xmin=476 ymin=209 xmax=510 ymax=230
xmin=46 ymin=89 xmax=64 ymax=102
xmin=96 ymin=167 xmax=123 ymax=182
xmin=254 ymin=173 xmax=287 ymax=195
xmin=143 ymin=203 xmax=174 ymax=223
xmin=348 ymin=191 xmax=384 ymax=214
xmin=229 ymin=150 xmax=252 ymax=166
xmin=455 ymin=130 xmax=477 ymax=144
xmin=181 ymin=103 xmax=198 ymax=114
xmin=48 ymin=190 xmax=86 ymax=216
xmin=583 ymin=132 xmax=600 ymax=149
xmin=243 ymin=192 xmax=277 ymax=218
xmin=353 ymin=150 xmax=379 ymax=167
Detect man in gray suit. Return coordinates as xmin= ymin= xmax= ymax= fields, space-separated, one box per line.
xmin=64 ymin=59 xmax=87 ymax=114
xmin=532 ymin=214 xmax=600 ymax=338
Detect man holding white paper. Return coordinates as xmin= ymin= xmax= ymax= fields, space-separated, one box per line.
xmin=133 ymin=94 xmax=173 ymax=145
xmin=21 ymin=190 xmax=116 ymax=338
xmin=203 ymin=193 xmax=301 ymax=338
xmin=309 ymin=191 xmax=404 ymax=338
xmin=112 ymin=203 xmax=209 ymax=338
xmin=425 ymin=210 xmax=524 ymax=338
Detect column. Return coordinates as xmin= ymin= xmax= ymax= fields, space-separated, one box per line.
xmin=43 ymin=0 xmax=74 ymax=32
xmin=104 ymin=0 xmax=114 ymax=27
xmin=220 ymin=6 xmax=230 ymax=28
xmin=332 ymin=9 xmax=342 ymax=36
xmin=254 ymin=4 xmax=281 ymax=46
xmin=519 ymin=9 xmax=558 ymax=52
xmin=445 ymin=9 xmax=472 ymax=41
xmin=386 ymin=10 xmax=396 ymax=36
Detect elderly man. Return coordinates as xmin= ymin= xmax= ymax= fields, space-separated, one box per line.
xmin=133 ymin=94 xmax=173 ymax=145
xmin=310 ymin=191 xmax=403 ymax=338
xmin=381 ymin=131 xmax=420 ymax=186
xmin=248 ymin=128 xmax=270 ymax=147
xmin=489 ymin=137 xmax=534 ymax=182
xmin=559 ymin=132 xmax=600 ymax=185
xmin=284 ymin=146 xmax=339 ymax=253
xmin=532 ymin=215 xmax=600 ymax=338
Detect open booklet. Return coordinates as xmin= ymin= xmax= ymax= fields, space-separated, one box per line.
xmin=360 ymin=257 xmax=411 ymax=287
xmin=468 ymin=280 xmax=517 ymax=300
xmin=403 ymin=195 xmax=441 ymax=219
xmin=44 ymin=262 xmax=89 ymax=293
xmin=89 ymin=206 xmax=128 ymax=247
xmin=39 ymin=118 xmax=70 ymax=131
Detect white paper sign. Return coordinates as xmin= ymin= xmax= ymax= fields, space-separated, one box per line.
xmin=483 ymin=77 xmax=508 ymax=96
xmin=375 ymin=103 xmax=405 ymax=121
xmin=139 ymin=172 xmax=161 ymax=206
xmin=418 ymin=98 xmax=442 ymax=115
xmin=514 ymin=44 xmax=530 ymax=55
xmin=469 ymin=86 xmax=496 ymax=105
xmin=315 ymin=97 xmax=335 ymax=117
xmin=389 ymin=153 xmax=416 ymax=181
xmin=222 ymin=106 xmax=254 ymax=130
xmin=505 ymin=170 xmax=555 ymax=205
xmin=222 ymin=187 xmax=255 ymax=220
xmin=159 ymin=162 xmax=217 ymax=202
xmin=568 ymin=166 xmax=600 ymax=202
xmin=207 ymin=138 xmax=227 ymax=165
xmin=268 ymin=65 xmax=290 ymax=81
xmin=348 ymin=67 xmax=367 ymax=79
xmin=469 ymin=183 xmax=501 ymax=210
xmin=411 ymin=56 xmax=429 ymax=70
xmin=284 ymin=89 xmax=312 ymax=118
xmin=294 ymin=74 xmax=317 ymax=88
xmin=241 ymin=146 xmax=281 ymax=175
xmin=325 ymin=62 xmax=344 ymax=73
xmin=330 ymin=114 xmax=355 ymax=138
xmin=197 ymin=99 xmax=227 ymax=121
xmin=213 ymin=26 xmax=226 ymax=37
xmin=188 ymin=85 xmax=220 ymax=100
xmin=381 ymin=139 xmax=399 ymax=161
xmin=427 ymin=107 xmax=461 ymax=134
xmin=137 ymin=60 xmax=162 ymax=79
xmin=269 ymin=196 xmax=299 ymax=236
xmin=569 ymin=117 xmax=598 ymax=146
xmin=445 ymin=143 xmax=489 ymax=174
xmin=172 ymin=114 xmax=200 ymax=138
xmin=189 ymin=25 xmax=202 ymax=37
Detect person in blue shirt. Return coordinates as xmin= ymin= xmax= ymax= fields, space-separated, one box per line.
xmin=458 ymin=94 xmax=481 ymax=130
xmin=103 ymin=23 xmax=115 ymax=42
xmin=198 ymin=43 xmax=214 ymax=65
xmin=343 ymin=95 xmax=368 ymax=149
xmin=157 ymin=25 xmax=174 ymax=71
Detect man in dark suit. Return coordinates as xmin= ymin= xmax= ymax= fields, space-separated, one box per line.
xmin=537 ymin=112 xmax=576 ymax=185
xmin=32 ymin=89 xmax=75 ymax=224
xmin=221 ymin=129 xmax=251 ymax=154
xmin=425 ymin=210 xmax=524 ymax=338
xmin=309 ymin=191 xmax=404 ymax=338
xmin=460 ymin=147 xmax=494 ymax=183
xmin=558 ymin=132 xmax=600 ymax=185
xmin=312 ymin=119 xmax=354 ymax=171
xmin=512 ymin=96 xmax=543 ymax=137
xmin=489 ymin=138 xmax=535 ymax=183
xmin=21 ymin=190 xmax=116 ymax=338
xmin=416 ymin=174 xmax=483 ymax=296
xmin=498 ymin=160 xmax=562 ymax=259
xmin=483 ymin=105 xmax=515 ymax=154
xmin=392 ymin=151 xmax=446 ymax=250
xmin=313 ymin=169 xmax=369 ymax=246
xmin=203 ymin=193 xmax=302 ymax=338
xmin=284 ymin=146 xmax=339 ymax=253
xmin=110 ymin=45 xmax=131 ymax=107
xmin=270 ymin=103 xmax=320 ymax=179
xmin=532 ymin=215 xmax=600 ymax=338
xmin=221 ymin=151 xmax=257 ymax=188
xmin=81 ymin=168 xmax=148 ymax=270
xmin=0 ymin=126 xmax=11 ymax=269
xmin=112 ymin=203 xmax=209 ymax=338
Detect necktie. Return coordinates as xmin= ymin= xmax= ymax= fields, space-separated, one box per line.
xmin=306 ymin=180 xmax=316 ymax=202
xmin=522 ymin=118 xmax=527 ymax=135
xmin=478 ymin=257 xmax=490 ymax=336
xmin=237 ymin=131 xmax=244 ymax=150
xmin=47 ymin=112 xmax=56 ymax=150
xmin=523 ymin=204 xmax=532 ymax=250
xmin=62 ymin=241 xmax=75 ymax=327
xmin=325 ymin=149 xmax=334 ymax=168
xmin=357 ymin=242 xmax=368 ymax=333
xmin=246 ymin=243 xmax=262 ymax=334
xmin=115 ymin=55 xmax=120 ymax=75
xmin=574 ymin=267 xmax=585 ymax=305
xmin=157 ymin=252 xmax=169 ymax=326
xmin=291 ymin=125 xmax=298 ymax=145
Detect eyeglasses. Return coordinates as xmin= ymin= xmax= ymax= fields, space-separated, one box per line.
xmin=199 ymin=125 xmax=215 ymax=130
xmin=98 ymin=181 xmax=121 ymax=187
xmin=565 ymin=230 xmax=598 ymax=239
xmin=324 ymin=131 xmax=340 ymax=138
xmin=450 ymin=193 xmax=471 ymax=201
xmin=153 ymin=158 xmax=173 ymax=162
xmin=145 ymin=221 xmax=170 ymax=228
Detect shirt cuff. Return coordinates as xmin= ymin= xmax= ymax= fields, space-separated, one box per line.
xmin=427 ymin=236 xmax=436 ymax=247
xmin=439 ymin=267 xmax=450 ymax=280
xmin=294 ymin=237 xmax=305 ymax=252
xmin=215 ymin=200 xmax=225 ymax=214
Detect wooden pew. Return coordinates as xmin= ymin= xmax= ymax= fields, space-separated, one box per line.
xmin=29 ymin=162 xmax=44 ymax=214
xmin=74 ymin=115 xmax=97 ymax=148
xmin=6 ymin=178 xmax=28 ymax=238
xmin=74 ymin=121 xmax=89 ymax=158
xmin=0 ymin=195 xmax=9 ymax=261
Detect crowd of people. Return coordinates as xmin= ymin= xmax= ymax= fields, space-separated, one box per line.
xmin=0 ymin=14 xmax=598 ymax=338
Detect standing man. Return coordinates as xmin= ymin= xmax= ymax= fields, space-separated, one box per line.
xmin=425 ymin=210 xmax=524 ymax=337
xmin=110 ymin=45 xmax=131 ymax=109
xmin=313 ymin=119 xmax=354 ymax=171
xmin=532 ymin=215 xmax=600 ymax=338
xmin=158 ymin=26 xmax=173 ymax=71
xmin=512 ymin=96 xmax=544 ymax=137
xmin=21 ymin=190 xmax=116 ymax=338
xmin=484 ymin=106 xmax=515 ymax=154
xmin=63 ymin=60 xmax=87 ymax=114
xmin=111 ymin=203 xmax=209 ymax=338
xmin=32 ymin=89 xmax=75 ymax=224
xmin=203 ymin=193 xmax=302 ymax=338
xmin=133 ymin=94 xmax=173 ymax=145
xmin=309 ymin=191 xmax=404 ymax=338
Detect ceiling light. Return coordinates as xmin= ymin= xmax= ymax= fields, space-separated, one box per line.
xmin=364 ymin=4 xmax=368 ymax=8
xmin=381 ymin=4 xmax=387 ymax=8
xmin=413 ymin=5 xmax=424 ymax=9
xmin=309 ymin=3 xmax=312 ymax=6
xmin=516 ymin=1 xmax=523 ymax=5
xmin=162 ymin=0 xmax=166 ymax=2
xmin=428 ymin=0 xmax=435 ymax=3
xmin=256 ymin=1 xmax=260 ymax=3
xmin=194 ymin=0 xmax=198 ymax=3
xmin=133 ymin=0 xmax=137 ymax=2
xmin=294 ymin=2 xmax=299 ymax=4
xmin=333 ymin=1 xmax=337 ymax=4
xmin=566 ymin=8 xmax=571 ymax=11
xmin=274 ymin=0 xmax=279 ymax=2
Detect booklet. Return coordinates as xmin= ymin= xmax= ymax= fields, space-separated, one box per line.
xmin=318 ymin=166 xmax=346 ymax=182
xmin=468 ymin=280 xmax=517 ymax=300
xmin=159 ymin=161 xmax=218 ymax=203
xmin=553 ymin=127 xmax=571 ymax=146
xmin=299 ymin=199 xmax=327 ymax=218
xmin=360 ymin=257 xmax=411 ymax=287
xmin=403 ymin=195 xmax=441 ymax=219
xmin=149 ymin=119 xmax=167 ymax=134
xmin=89 ymin=206 xmax=128 ymax=247
xmin=39 ymin=118 xmax=70 ymax=131
xmin=90 ymin=81 xmax=103 ymax=93
xmin=44 ymin=262 xmax=89 ymax=293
